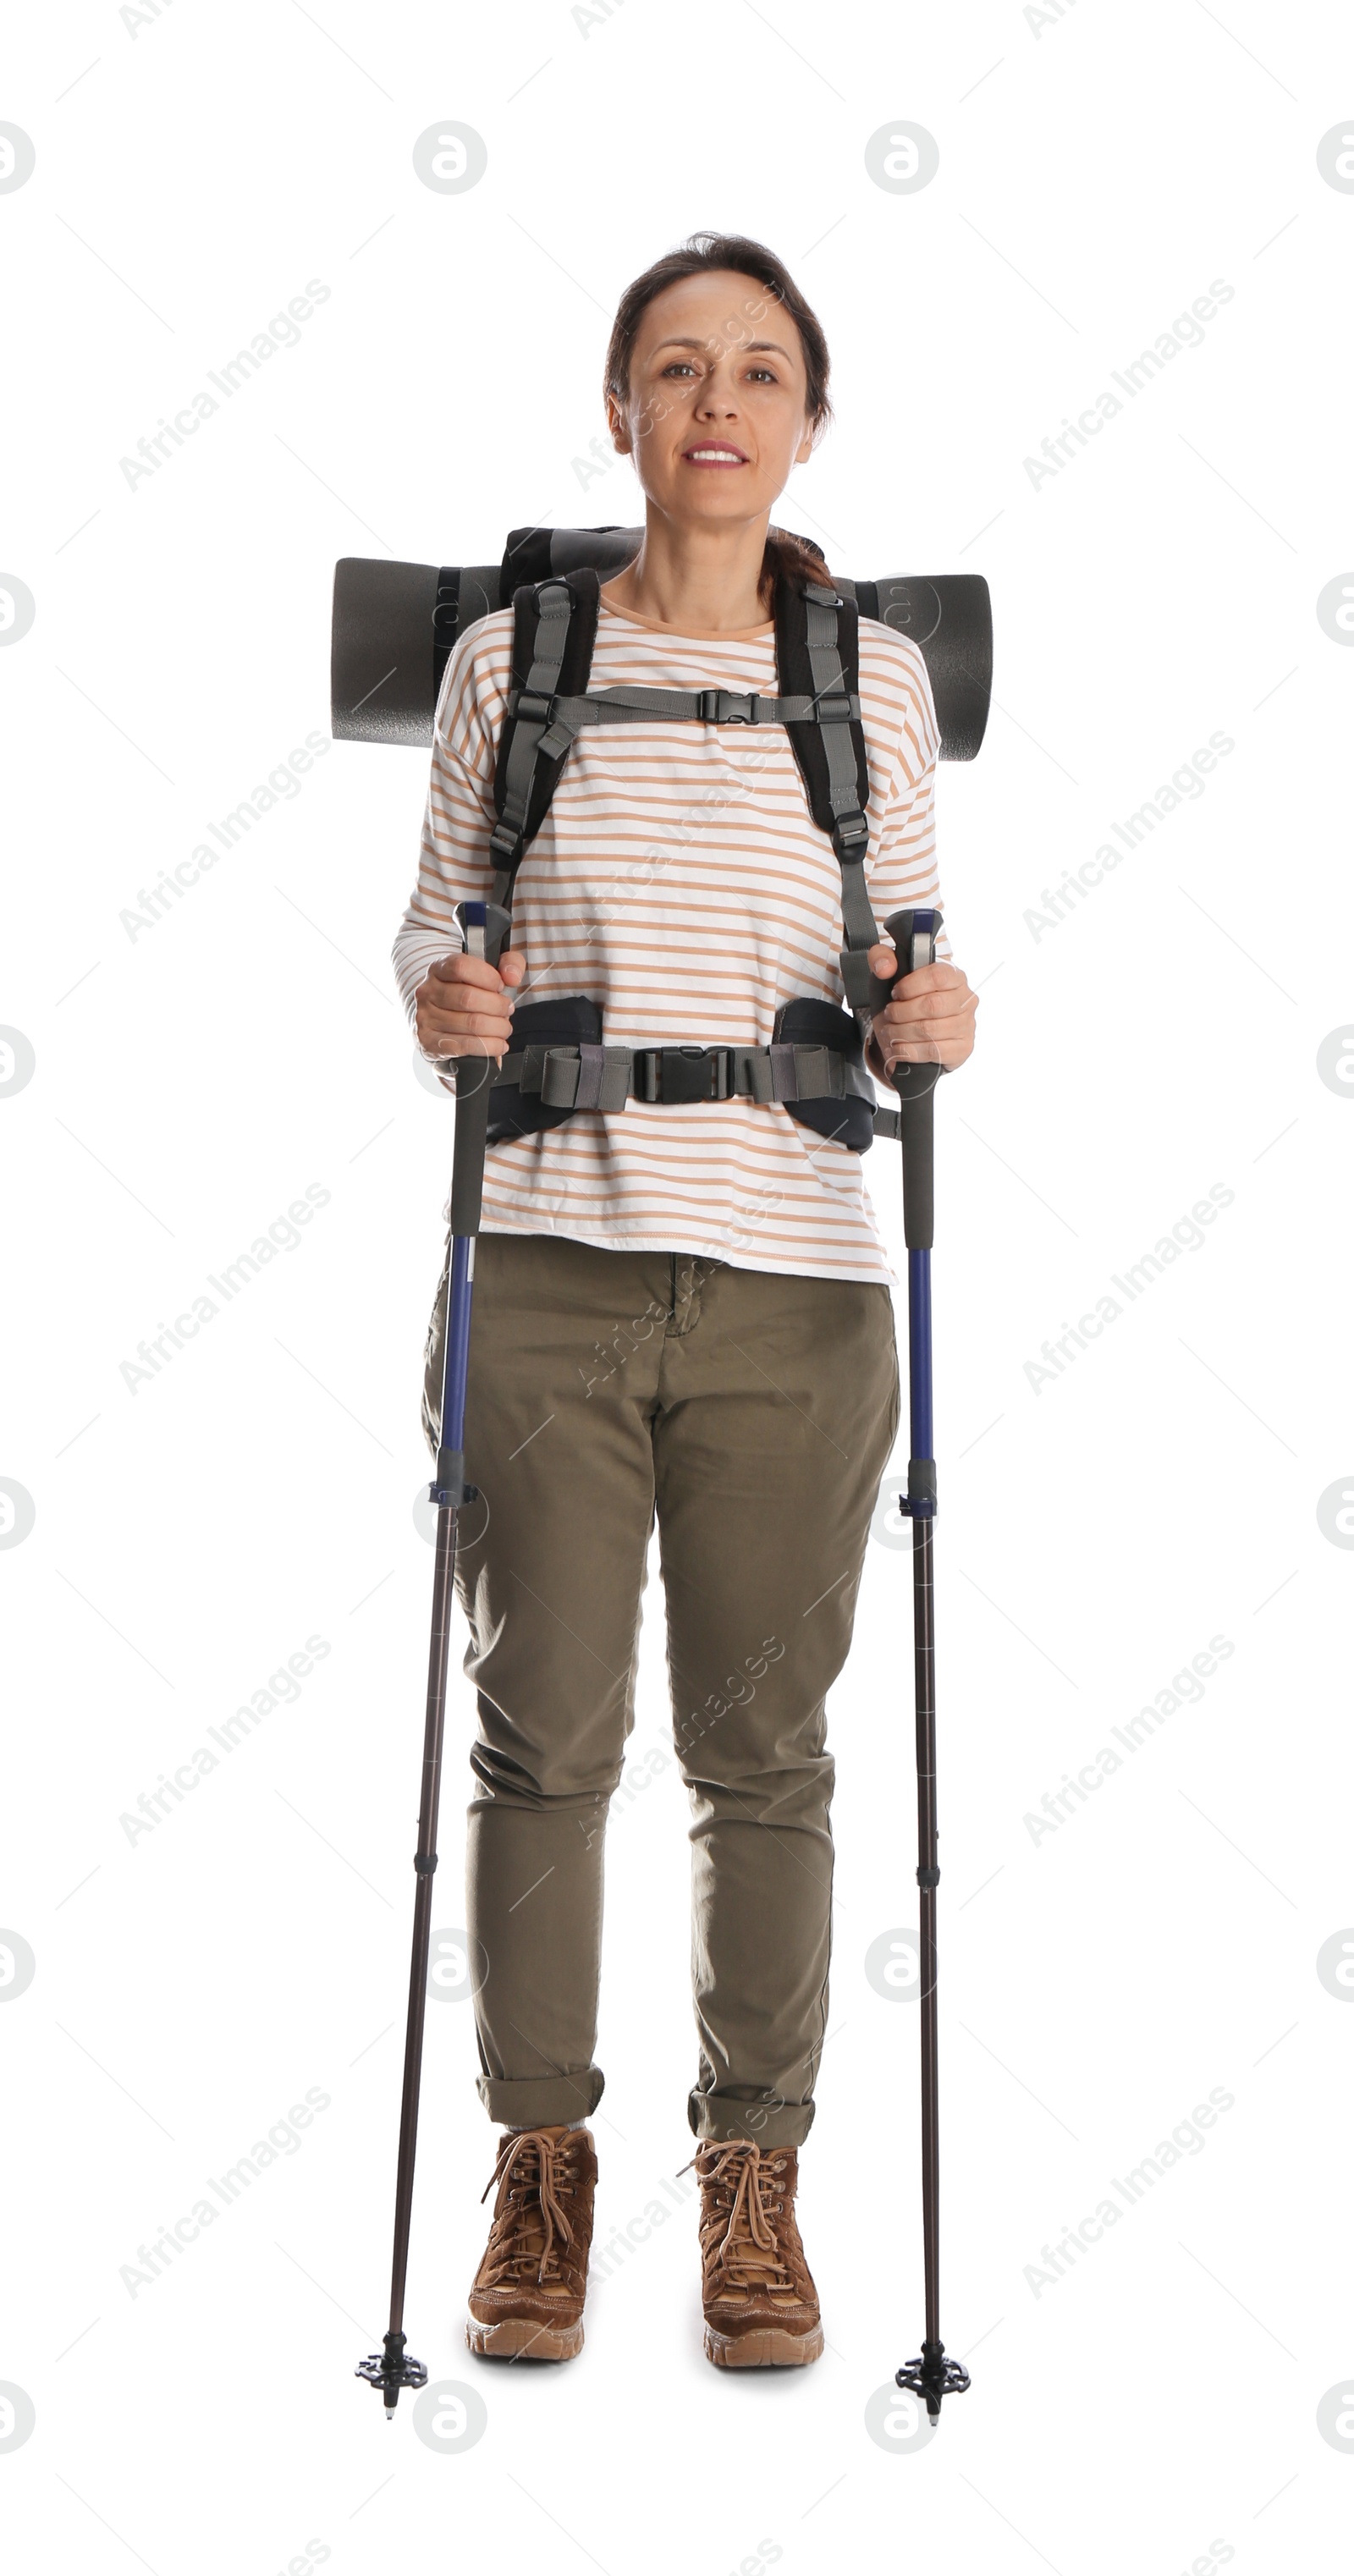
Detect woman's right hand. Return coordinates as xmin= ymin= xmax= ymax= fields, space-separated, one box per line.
xmin=414 ymin=947 xmax=527 ymax=1061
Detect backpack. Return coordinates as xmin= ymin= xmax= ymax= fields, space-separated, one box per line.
xmin=460 ymin=564 xmax=927 ymax=1153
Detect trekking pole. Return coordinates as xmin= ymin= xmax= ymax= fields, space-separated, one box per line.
xmin=883 ymin=906 xmax=971 ymax=2429
xmin=356 ymin=896 xmax=511 ymax=2416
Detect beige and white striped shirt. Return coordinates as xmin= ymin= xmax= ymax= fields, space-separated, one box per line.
xmin=393 ymin=592 xmax=947 ymax=1284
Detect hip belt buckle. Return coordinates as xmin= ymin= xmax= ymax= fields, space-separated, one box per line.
xmin=635 ymin=1045 xmax=732 ymax=1104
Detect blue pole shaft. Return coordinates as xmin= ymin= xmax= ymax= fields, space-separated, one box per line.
xmin=908 ymin=1247 xmax=933 ymax=1466
xmin=440 ymin=1235 xmax=476 ymax=1459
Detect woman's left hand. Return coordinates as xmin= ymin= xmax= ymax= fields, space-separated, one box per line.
xmin=866 ymin=944 xmax=979 ymax=1075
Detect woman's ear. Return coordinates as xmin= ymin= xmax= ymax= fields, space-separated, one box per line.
xmin=605 ymin=393 xmax=632 ymax=457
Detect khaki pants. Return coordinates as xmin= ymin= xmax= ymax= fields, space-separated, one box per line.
xmin=423 ymin=1233 xmax=899 ymax=2149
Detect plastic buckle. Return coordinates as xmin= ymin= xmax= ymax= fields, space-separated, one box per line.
xmin=662 ymin=1048 xmax=712 ymax=1104
xmin=815 ymin=694 xmax=856 ymax=724
xmin=637 ymin=1047 xmax=716 ymax=1104
xmin=698 ymin=690 xmax=756 ymax=724
xmin=516 ymin=688 xmax=556 ymax=725
xmin=833 ymin=812 xmax=869 ymax=858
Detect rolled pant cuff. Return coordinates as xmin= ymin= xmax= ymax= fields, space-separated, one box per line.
xmin=476 ymin=2067 xmax=604 ymax=2127
xmin=687 ymin=2089 xmax=816 ymax=2151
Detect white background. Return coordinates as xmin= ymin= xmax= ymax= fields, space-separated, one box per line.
xmin=3 ymin=3 xmax=1352 ymax=2569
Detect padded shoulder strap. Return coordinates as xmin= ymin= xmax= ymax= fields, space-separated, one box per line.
xmin=773 ymin=576 xmax=870 ymax=851
xmin=774 ymin=575 xmax=883 ymax=1005
xmin=489 ymin=570 xmax=601 ymax=905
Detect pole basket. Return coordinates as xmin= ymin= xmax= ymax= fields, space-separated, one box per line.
xmin=356 ymin=2329 xmax=428 ymax=2416
xmin=896 ymin=2340 xmax=971 ymax=2424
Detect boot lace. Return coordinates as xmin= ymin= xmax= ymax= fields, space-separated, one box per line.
xmin=480 ymin=2127 xmax=583 ymax=2288
xmin=689 ymin=2140 xmax=795 ymax=2293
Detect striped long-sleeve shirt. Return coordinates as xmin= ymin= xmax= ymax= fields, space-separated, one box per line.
xmin=392 ymin=591 xmax=948 ymax=1285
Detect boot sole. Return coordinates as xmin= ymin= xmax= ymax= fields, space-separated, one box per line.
xmin=703 ymin=2321 xmax=824 ymax=2369
xmin=465 ymin=2314 xmax=583 ymax=2363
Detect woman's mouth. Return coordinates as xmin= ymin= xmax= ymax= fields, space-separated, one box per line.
xmin=681 ymin=443 xmax=748 ymax=468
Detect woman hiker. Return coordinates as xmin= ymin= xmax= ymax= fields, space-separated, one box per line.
xmin=394 ymin=231 xmax=978 ymax=2370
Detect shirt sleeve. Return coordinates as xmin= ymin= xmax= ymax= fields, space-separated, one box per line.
xmin=861 ymin=631 xmax=952 ymax=966
xmin=390 ymin=613 xmax=513 ymax=1027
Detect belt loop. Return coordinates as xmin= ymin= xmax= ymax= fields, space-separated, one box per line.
xmin=768 ymin=1043 xmax=798 ymax=1102
xmin=539 ymin=1049 xmax=581 ymax=1109
xmin=571 ymin=1043 xmax=606 ymax=1111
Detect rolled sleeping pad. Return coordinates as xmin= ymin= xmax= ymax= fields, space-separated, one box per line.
xmin=330 ymin=526 xmax=992 ymax=761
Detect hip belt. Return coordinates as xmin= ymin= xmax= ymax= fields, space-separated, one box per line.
xmin=454 ymin=995 xmax=901 ymax=1153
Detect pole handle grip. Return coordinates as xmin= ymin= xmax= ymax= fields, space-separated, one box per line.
xmin=446 ymin=900 xmax=513 ymax=1238
xmin=457 ymin=896 xmax=512 ymax=975
xmin=881 ymin=909 xmax=944 ymax=1252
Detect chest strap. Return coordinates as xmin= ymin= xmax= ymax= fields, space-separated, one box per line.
xmin=503 ymin=684 xmax=861 ymax=733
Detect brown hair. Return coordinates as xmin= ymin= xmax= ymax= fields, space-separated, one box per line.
xmin=603 ymin=230 xmax=834 ymax=609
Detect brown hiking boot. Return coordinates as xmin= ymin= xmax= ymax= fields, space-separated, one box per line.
xmin=693 ymin=2138 xmax=824 ymax=2368
xmin=465 ymin=2124 xmax=597 ymax=2361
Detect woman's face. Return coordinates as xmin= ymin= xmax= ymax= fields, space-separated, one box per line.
xmin=609 ymin=267 xmax=815 ymax=535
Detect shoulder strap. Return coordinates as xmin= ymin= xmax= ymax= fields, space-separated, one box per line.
xmin=773 ymin=576 xmax=882 ymax=1008
xmin=489 ymin=570 xmax=601 ymax=906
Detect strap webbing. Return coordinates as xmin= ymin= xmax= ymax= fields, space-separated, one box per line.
xmin=488 ymin=1038 xmax=871 ymax=1113
xmin=803 ymin=590 xmax=868 ymax=849
xmin=488 ymin=580 xmax=578 ymax=904
xmin=507 ymin=685 xmax=861 ymax=730
xmin=802 ymin=582 xmax=878 ymax=962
